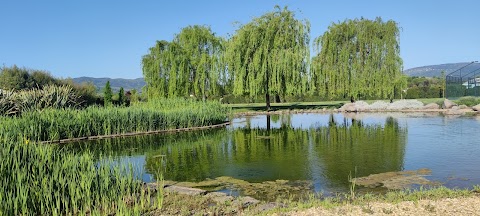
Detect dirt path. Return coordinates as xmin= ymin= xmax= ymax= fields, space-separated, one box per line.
xmin=277 ymin=195 xmax=480 ymax=216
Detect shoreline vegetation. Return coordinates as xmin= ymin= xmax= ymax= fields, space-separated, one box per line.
xmin=0 ymin=98 xmax=229 ymax=144
xmin=153 ymin=183 xmax=480 ymax=215
xmin=0 ymin=98 xmax=229 ymax=214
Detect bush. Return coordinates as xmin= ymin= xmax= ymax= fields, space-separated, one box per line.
xmin=0 ymin=85 xmax=81 ymax=116
xmin=455 ymin=96 xmax=480 ymax=107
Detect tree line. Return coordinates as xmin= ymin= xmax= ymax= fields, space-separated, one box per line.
xmin=0 ymin=65 xmax=98 ymax=105
xmin=142 ymin=6 xmax=406 ymax=110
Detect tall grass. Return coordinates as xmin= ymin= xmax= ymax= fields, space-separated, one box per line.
xmin=0 ymin=85 xmax=81 ymax=116
xmin=0 ymin=98 xmax=227 ymax=214
xmin=0 ymin=98 xmax=229 ymax=143
xmin=0 ymin=135 xmax=162 ymax=215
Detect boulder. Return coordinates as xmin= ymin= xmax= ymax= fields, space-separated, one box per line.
xmin=444 ymin=108 xmax=464 ymax=115
xmin=340 ymin=103 xmax=356 ymax=112
xmin=459 ymin=105 xmax=468 ymax=109
xmin=423 ymin=103 xmax=440 ymax=110
xmin=231 ymin=196 xmax=260 ymax=208
xmin=442 ymin=99 xmax=457 ymax=109
xmin=473 ymin=104 xmax=480 ymax=111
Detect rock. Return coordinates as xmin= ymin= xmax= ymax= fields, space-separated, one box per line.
xmin=459 ymin=105 xmax=468 ymax=109
xmin=232 ymin=196 xmax=260 ymax=208
xmin=205 ymin=192 xmax=235 ymax=203
xmin=451 ymin=105 xmax=460 ymax=110
xmin=445 ymin=109 xmax=464 ymax=115
xmin=473 ymin=104 xmax=480 ymax=111
xmin=164 ymin=185 xmax=207 ymax=196
xmin=423 ymin=103 xmax=440 ymax=109
xmin=442 ymin=99 xmax=457 ymax=109
xmin=255 ymin=202 xmax=284 ymax=212
xmin=341 ymin=103 xmax=357 ymax=112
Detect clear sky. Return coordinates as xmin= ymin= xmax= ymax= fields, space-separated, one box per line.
xmin=1 ymin=0 xmax=479 ymax=79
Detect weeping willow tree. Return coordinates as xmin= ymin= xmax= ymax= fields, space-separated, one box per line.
xmin=226 ymin=6 xmax=310 ymax=110
xmin=142 ymin=25 xmax=225 ymax=100
xmin=311 ymin=18 xmax=406 ymax=101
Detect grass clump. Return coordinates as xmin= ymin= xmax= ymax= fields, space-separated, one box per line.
xmin=0 ymin=85 xmax=82 ymax=116
xmin=455 ymin=96 xmax=480 ymax=107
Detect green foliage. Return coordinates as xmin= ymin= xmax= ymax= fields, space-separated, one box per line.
xmin=226 ymin=6 xmax=310 ymax=108
xmin=455 ymin=96 xmax=480 ymax=107
xmin=405 ymin=76 xmax=445 ymax=99
xmin=130 ymin=89 xmax=139 ymax=104
xmin=60 ymin=78 xmax=99 ymax=105
xmin=142 ymin=25 xmax=224 ymax=100
xmin=104 ymin=81 xmax=113 ymax=106
xmin=0 ymin=90 xmax=16 ymax=115
xmin=0 ymin=65 xmax=99 ymax=105
xmin=0 ymin=135 xmax=162 ymax=214
xmin=0 ymin=85 xmax=81 ymax=116
xmin=0 ymin=98 xmax=229 ymax=142
xmin=312 ymin=18 xmax=405 ymax=100
xmin=118 ymin=87 xmax=126 ymax=106
xmin=0 ymin=65 xmax=30 ymax=90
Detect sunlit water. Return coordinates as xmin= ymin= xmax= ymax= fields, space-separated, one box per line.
xmin=64 ymin=113 xmax=480 ymax=195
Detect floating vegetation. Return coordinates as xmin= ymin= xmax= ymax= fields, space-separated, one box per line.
xmin=352 ymin=168 xmax=438 ymax=190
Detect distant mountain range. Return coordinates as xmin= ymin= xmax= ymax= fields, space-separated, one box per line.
xmin=72 ymin=77 xmax=146 ymax=93
xmin=403 ymin=62 xmax=480 ymax=77
xmin=71 ymin=62 xmax=480 ymax=92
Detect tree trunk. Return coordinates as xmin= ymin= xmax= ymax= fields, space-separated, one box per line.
xmin=266 ymin=114 xmax=271 ymax=131
xmin=275 ymin=94 xmax=281 ymax=103
xmin=265 ymin=93 xmax=271 ymax=111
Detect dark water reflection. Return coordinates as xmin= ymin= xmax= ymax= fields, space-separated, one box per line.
xmin=62 ymin=113 xmax=480 ymax=194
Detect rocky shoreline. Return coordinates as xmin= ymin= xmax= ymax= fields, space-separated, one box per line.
xmin=235 ymin=99 xmax=480 ymax=117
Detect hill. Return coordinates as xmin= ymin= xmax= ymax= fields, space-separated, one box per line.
xmin=404 ymin=62 xmax=480 ymax=77
xmin=72 ymin=77 xmax=145 ymax=93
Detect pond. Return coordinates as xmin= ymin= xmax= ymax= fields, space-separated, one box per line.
xmin=63 ymin=113 xmax=480 ymax=199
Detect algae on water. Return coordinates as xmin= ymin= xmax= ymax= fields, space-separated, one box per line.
xmin=352 ymin=168 xmax=438 ymax=190
xmin=173 ymin=176 xmax=312 ymax=201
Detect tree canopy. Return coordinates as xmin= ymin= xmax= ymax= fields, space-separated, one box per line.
xmin=226 ymin=6 xmax=310 ymax=109
xmin=311 ymin=18 xmax=405 ymax=101
xmin=103 ymin=81 xmax=113 ymax=106
xmin=142 ymin=25 xmax=224 ymax=101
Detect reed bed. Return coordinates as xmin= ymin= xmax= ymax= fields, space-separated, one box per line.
xmin=0 ymin=98 xmax=227 ymax=214
xmin=0 ymin=135 xmax=163 ymax=215
xmin=0 ymin=98 xmax=229 ymax=143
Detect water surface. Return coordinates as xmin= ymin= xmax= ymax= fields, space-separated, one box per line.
xmin=64 ymin=113 xmax=480 ymax=196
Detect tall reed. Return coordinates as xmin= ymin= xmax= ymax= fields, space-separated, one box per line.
xmin=0 ymin=98 xmax=229 ymax=143
xmin=0 ymin=135 xmax=162 ymax=215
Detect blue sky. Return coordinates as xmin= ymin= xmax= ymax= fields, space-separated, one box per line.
xmin=1 ymin=0 xmax=479 ymax=79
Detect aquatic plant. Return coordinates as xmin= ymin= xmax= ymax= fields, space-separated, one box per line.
xmin=0 ymin=136 xmax=163 ymax=215
xmin=0 ymin=98 xmax=229 ymax=143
